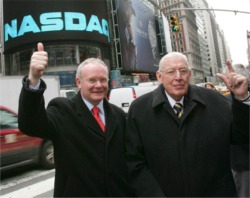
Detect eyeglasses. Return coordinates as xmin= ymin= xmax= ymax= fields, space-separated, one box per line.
xmin=160 ymin=68 xmax=189 ymax=77
xmin=86 ymin=78 xmax=109 ymax=85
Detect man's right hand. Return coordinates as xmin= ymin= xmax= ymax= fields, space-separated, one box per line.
xmin=28 ymin=42 xmax=48 ymax=86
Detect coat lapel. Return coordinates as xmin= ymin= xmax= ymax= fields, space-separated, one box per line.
xmin=74 ymin=92 xmax=104 ymax=136
xmin=152 ymin=84 xmax=206 ymax=123
xmin=152 ymin=85 xmax=179 ymax=123
xmin=73 ymin=93 xmax=120 ymax=137
xmin=181 ymin=85 xmax=206 ymax=122
xmin=103 ymin=99 xmax=119 ymax=141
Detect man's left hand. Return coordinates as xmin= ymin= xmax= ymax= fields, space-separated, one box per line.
xmin=216 ymin=60 xmax=249 ymax=100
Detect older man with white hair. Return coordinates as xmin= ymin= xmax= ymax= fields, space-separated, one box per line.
xmin=126 ymin=52 xmax=249 ymax=197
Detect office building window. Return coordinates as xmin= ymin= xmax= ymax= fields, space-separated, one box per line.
xmin=10 ymin=44 xmax=102 ymax=75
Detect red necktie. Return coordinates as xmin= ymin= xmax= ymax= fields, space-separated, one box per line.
xmin=92 ymin=107 xmax=105 ymax=132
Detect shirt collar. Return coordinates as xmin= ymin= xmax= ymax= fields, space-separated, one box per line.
xmin=82 ymin=98 xmax=104 ymax=115
xmin=164 ymin=90 xmax=184 ymax=107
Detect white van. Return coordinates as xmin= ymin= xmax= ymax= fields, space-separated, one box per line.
xmin=108 ymin=85 xmax=159 ymax=113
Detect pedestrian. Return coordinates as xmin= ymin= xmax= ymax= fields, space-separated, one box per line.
xmin=229 ymin=63 xmax=249 ymax=197
xmin=204 ymin=82 xmax=217 ymax=91
xmin=18 ymin=43 xmax=134 ymax=197
xmin=125 ymin=52 xmax=249 ymax=197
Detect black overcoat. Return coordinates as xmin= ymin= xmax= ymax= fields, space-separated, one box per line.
xmin=18 ymin=78 xmax=133 ymax=197
xmin=126 ymin=84 xmax=249 ymax=197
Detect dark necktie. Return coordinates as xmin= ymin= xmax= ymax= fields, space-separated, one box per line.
xmin=92 ymin=107 xmax=105 ymax=132
xmin=173 ymin=103 xmax=183 ymax=119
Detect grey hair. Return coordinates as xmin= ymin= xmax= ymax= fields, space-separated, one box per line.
xmin=158 ymin=52 xmax=189 ymax=71
xmin=76 ymin=58 xmax=109 ymax=78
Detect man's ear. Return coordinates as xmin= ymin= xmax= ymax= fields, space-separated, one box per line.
xmin=188 ymin=70 xmax=192 ymax=80
xmin=76 ymin=77 xmax=81 ymax=89
xmin=156 ymin=71 xmax=162 ymax=83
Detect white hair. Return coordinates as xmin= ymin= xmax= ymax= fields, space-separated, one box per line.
xmin=76 ymin=58 xmax=108 ymax=78
xmin=158 ymin=52 xmax=189 ymax=71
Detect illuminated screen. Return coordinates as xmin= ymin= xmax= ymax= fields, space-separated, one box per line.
xmin=3 ymin=0 xmax=110 ymax=53
xmin=116 ymin=0 xmax=160 ymax=73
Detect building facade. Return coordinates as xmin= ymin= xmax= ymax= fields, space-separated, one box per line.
xmin=0 ymin=0 xmax=231 ymax=88
xmin=159 ymin=0 xmax=204 ymax=84
xmin=1 ymin=0 xmax=168 ymax=89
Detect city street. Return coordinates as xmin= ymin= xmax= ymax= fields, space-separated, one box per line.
xmin=0 ymin=165 xmax=55 ymax=198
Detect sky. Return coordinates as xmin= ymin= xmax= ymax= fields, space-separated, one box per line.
xmin=206 ymin=0 xmax=250 ymax=66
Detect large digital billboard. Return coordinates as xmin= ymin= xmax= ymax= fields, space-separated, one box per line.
xmin=3 ymin=0 xmax=110 ymax=53
xmin=116 ymin=0 xmax=160 ymax=73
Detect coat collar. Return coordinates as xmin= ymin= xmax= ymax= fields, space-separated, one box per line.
xmin=152 ymin=84 xmax=206 ymax=122
xmin=152 ymin=84 xmax=206 ymax=107
xmin=73 ymin=92 xmax=119 ymax=140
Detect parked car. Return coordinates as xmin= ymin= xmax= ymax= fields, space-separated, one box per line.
xmin=0 ymin=106 xmax=54 ymax=172
xmin=60 ymin=89 xmax=77 ymax=99
xmin=108 ymin=84 xmax=159 ymax=114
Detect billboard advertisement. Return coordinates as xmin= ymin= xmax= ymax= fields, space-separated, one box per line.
xmin=3 ymin=0 xmax=110 ymax=53
xmin=116 ymin=0 xmax=160 ymax=73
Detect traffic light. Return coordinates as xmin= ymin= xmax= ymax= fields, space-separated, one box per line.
xmin=170 ymin=15 xmax=179 ymax=32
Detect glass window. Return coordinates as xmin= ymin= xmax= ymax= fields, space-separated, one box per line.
xmin=46 ymin=45 xmax=77 ymax=67
xmin=0 ymin=109 xmax=18 ymax=130
xmin=66 ymin=91 xmax=77 ymax=99
xmin=79 ymin=45 xmax=101 ymax=63
xmin=11 ymin=44 xmax=102 ymax=75
xmin=12 ymin=49 xmax=33 ymax=75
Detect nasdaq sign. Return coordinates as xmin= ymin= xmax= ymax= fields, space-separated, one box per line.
xmin=5 ymin=12 xmax=110 ymax=42
xmin=3 ymin=0 xmax=110 ymax=53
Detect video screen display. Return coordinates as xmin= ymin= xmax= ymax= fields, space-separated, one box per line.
xmin=116 ymin=0 xmax=160 ymax=73
xmin=3 ymin=0 xmax=110 ymax=53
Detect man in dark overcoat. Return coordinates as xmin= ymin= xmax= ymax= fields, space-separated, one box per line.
xmin=126 ymin=52 xmax=249 ymax=197
xmin=18 ymin=43 xmax=133 ymax=197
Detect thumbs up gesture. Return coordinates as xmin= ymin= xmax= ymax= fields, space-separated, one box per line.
xmin=28 ymin=43 xmax=48 ymax=86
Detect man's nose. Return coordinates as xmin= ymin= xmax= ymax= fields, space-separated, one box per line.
xmin=174 ymin=70 xmax=181 ymax=78
xmin=95 ymin=80 xmax=102 ymax=86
